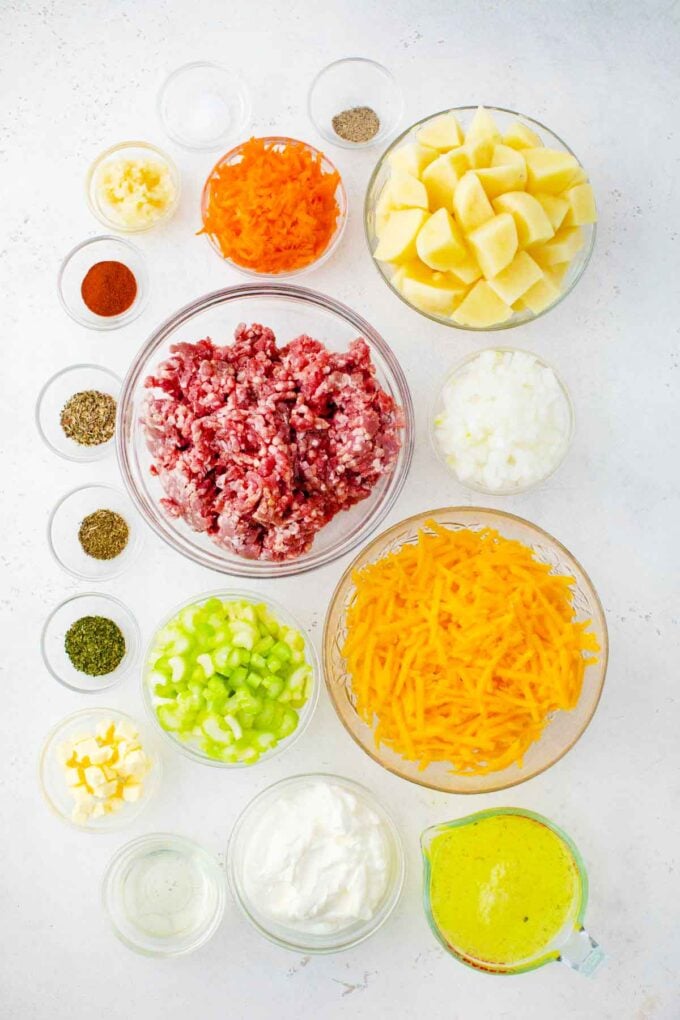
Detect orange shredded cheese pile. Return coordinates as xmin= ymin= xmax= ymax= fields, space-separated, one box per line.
xmin=201 ymin=137 xmax=341 ymax=274
xmin=342 ymin=521 xmax=599 ymax=775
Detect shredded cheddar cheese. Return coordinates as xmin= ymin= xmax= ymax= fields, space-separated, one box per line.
xmin=342 ymin=521 xmax=599 ymax=775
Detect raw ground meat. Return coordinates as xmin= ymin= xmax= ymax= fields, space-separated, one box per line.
xmin=142 ymin=323 xmax=404 ymax=561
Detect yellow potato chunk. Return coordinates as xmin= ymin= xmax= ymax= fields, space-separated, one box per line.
xmin=502 ymin=119 xmax=543 ymax=149
xmin=453 ymin=172 xmax=494 ymax=233
xmin=533 ymin=225 xmax=584 ymax=265
xmin=388 ymin=141 xmax=438 ymax=177
xmin=524 ymin=148 xmax=581 ymax=194
xmin=422 ymin=154 xmax=461 ymax=211
xmin=416 ymin=208 xmax=467 ymax=270
xmin=546 ymin=262 xmax=570 ymax=284
xmin=389 ymin=172 xmax=429 ymax=210
xmin=417 ymin=112 xmax=464 ymax=150
xmin=447 ymin=251 xmax=483 ymax=285
xmin=375 ymin=184 xmax=395 ymax=236
xmin=465 ymin=106 xmax=502 ymax=145
xmin=462 ymin=137 xmax=495 ymax=168
xmin=452 ymin=280 xmax=513 ymax=327
xmin=373 ymin=209 xmax=429 ymax=263
xmin=398 ymin=263 xmax=468 ymax=315
xmin=488 ymin=251 xmax=543 ymax=305
xmin=467 ymin=213 xmax=519 ymax=279
xmin=447 ymin=146 xmax=472 ymax=176
xmin=492 ymin=191 xmax=554 ymax=248
xmin=534 ymin=193 xmax=569 ymax=231
xmin=563 ymin=183 xmax=597 ymax=225
xmin=520 ymin=274 xmax=562 ymax=314
xmin=475 ymin=147 xmax=527 ymax=198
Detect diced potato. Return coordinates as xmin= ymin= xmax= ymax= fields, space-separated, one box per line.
xmin=389 ymin=172 xmax=429 ymax=210
xmin=447 ymin=251 xmax=483 ymax=285
xmin=569 ymin=166 xmax=588 ymax=186
xmin=417 ymin=112 xmax=464 ymax=150
xmin=492 ymin=144 xmax=528 ymax=174
xmin=462 ymin=137 xmax=495 ymax=168
xmin=533 ymin=225 xmax=584 ymax=265
xmin=520 ymin=274 xmax=562 ymax=314
xmin=534 ymin=193 xmax=569 ymax=231
xmin=465 ymin=106 xmax=502 ymax=145
xmin=416 ymin=208 xmax=467 ymax=270
xmin=422 ymin=154 xmax=460 ymax=211
xmin=388 ymin=141 xmax=438 ymax=177
xmin=373 ymin=209 xmax=429 ymax=263
xmin=375 ymin=184 xmax=396 ymax=236
xmin=400 ymin=267 xmax=468 ymax=316
xmin=447 ymin=146 xmax=472 ymax=176
xmin=488 ymin=251 xmax=543 ymax=305
xmin=524 ymin=148 xmax=581 ymax=194
xmin=452 ymin=280 xmax=513 ymax=328
xmin=467 ymin=213 xmax=518 ymax=279
xmin=492 ymin=191 xmax=554 ymax=248
xmin=546 ymin=262 xmax=570 ymax=284
xmin=475 ymin=146 xmax=527 ymax=198
xmin=453 ymin=172 xmax=494 ymax=233
xmin=562 ymin=183 xmax=597 ymax=225
xmin=502 ymin=119 xmax=543 ymax=149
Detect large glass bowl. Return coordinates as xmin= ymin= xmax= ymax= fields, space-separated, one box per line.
xmin=323 ymin=507 xmax=608 ymax=794
xmin=365 ymin=106 xmax=596 ymax=331
xmin=116 ymin=284 xmax=414 ymax=577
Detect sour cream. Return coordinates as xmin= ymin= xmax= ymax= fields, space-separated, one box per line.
xmin=241 ymin=779 xmax=391 ymax=934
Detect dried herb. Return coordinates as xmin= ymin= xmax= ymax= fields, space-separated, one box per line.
xmin=78 ymin=509 xmax=129 ymax=560
xmin=60 ymin=390 xmax=116 ymax=446
xmin=332 ymin=106 xmax=380 ymax=144
xmin=64 ymin=616 xmax=125 ymax=676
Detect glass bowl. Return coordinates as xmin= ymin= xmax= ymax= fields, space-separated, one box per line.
xmin=57 ymin=236 xmax=149 ymax=329
xmin=158 ymin=61 xmax=251 ymax=151
xmin=102 ymin=833 xmax=226 ymax=956
xmin=86 ymin=141 xmax=181 ymax=233
xmin=36 ymin=364 xmax=121 ymax=462
xmin=430 ymin=347 xmax=575 ymax=495
xmin=116 ymin=284 xmax=413 ymax=577
xmin=39 ymin=708 xmax=162 ymax=832
xmin=200 ymin=137 xmax=347 ymax=278
xmin=48 ymin=484 xmax=144 ymax=581
xmin=141 ymin=589 xmax=320 ymax=768
xmin=323 ymin=507 xmax=608 ymax=794
xmin=41 ymin=592 xmax=141 ymax=693
xmin=308 ymin=58 xmax=403 ymax=150
xmin=365 ymin=106 xmax=597 ymax=331
xmin=227 ymin=773 xmax=405 ymax=953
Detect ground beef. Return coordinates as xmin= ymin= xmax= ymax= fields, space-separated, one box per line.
xmin=142 ymin=323 xmax=404 ymax=561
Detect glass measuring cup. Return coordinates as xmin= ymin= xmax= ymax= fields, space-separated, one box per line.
xmin=421 ymin=808 xmax=604 ymax=976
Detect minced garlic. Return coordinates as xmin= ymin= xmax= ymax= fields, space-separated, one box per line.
xmin=95 ymin=156 xmax=177 ymax=229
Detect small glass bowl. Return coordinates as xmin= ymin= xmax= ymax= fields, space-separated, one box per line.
xmin=430 ymin=347 xmax=575 ymax=495
xmin=102 ymin=833 xmax=226 ymax=956
xmin=141 ymin=589 xmax=320 ymax=768
xmin=227 ymin=773 xmax=405 ymax=953
xmin=201 ymin=137 xmax=348 ymax=278
xmin=158 ymin=62 xmax=251 ymax=151
xmin=308 ymin=58 xmax=403 ymax=150
xmin=41 ymin=592 xmax=140 ymax=693
xmin=48 ymin=484 xmax=144 ymax=581
xmin=86 ymin=141 xmax=181 ymax=233
xmin=36 ymin=364 xmax=121 ymax=462
xmin=58 ymin=236 xmax=149 ymax=330
xmin=39 ymin=708 xmax=162 ymax=832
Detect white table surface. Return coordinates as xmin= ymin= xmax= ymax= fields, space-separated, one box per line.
xmin=2 ymin=1 xmax=679 ymax=1017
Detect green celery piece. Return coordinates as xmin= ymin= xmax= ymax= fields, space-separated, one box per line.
xmin=231 ymin=666 xmax=248 ymax=686
xmin=224 ymin=714 xmax=243 ymax=740
xmin=207 ymin=675 xmax=228 ymax=695
xmin=279 ymin=708 xmax=299 ymax=738
xmin=250 ymin=652 xmax=267 ymax=672
xmin=271 ymin=641 xmax=292 ymax=662
xmin=245 ymin=670 xmax=263 ymax=689
xmin=262 ymin=676 xmax=285 ymax=699
xmin=196 ymin=653 xmax=214 ymax=679
xmin=157 ymin=704 xmax=182 ymax=731
xmin=168 ymin=655 xmax=187 ymax=683
xmin=255 ymin=731 xmax=277 ymax=751
xmin=213 ymin=647 xmax=232 ymax=671
xmin=203 ymin=598 xmax=223 ymax=615
xmin=154 ymin=682 xmax=176 ymax=699
xmin=202 ymin=715 xmax=234 ymax=745
xmin=231 ymin=622 xmax=257 ymax=650
xmin=266 ymin=656 xmax=283 ymax=674
xmin=254 ymin=635 xmax=275 ymax=656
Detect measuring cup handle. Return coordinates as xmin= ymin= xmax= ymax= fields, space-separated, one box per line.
xmin=559 ymin=927 xmax=605 ymax=976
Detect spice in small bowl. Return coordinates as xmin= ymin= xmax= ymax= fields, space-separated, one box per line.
xmin=81 ymin=261 xmax=137 ymax=317
xmin=65 ymin=615 xmax=126 ymax=676
xmin=60 ymin=390 xmax=117 ymax=447
xmin=308 ymin=58 xmax=403 ymax=149
xmin=48 ymin=484 xmax=143 ymax=581
xmin=58 ymin=236 xmax=148 ymax=330
xmin=332 ymin=106 xmax=380 ymax=144
xmin=36 ymin=365 xmax=121 ymax=462
xmin=79 ymin=509 xmax=129 ymax=561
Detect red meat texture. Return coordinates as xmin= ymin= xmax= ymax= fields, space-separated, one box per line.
xmin=143 ymin=323 xmax=404 ymax=561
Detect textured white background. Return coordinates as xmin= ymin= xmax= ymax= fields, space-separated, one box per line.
xmin=1 ymin=1 xmax=679 ymax=1018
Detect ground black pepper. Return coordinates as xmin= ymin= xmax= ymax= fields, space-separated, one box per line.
xmin=332 ymin=106 xmax=380 ymax=143
xmin=78 ymin=509 xmax=129 ymax=560
xmin=64 ymin=616 xmax=126 ymax=675
xmin=60 ymin=390 xmax=117 ymax=446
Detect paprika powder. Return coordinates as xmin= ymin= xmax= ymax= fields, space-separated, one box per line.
xmin=81 ymin=260 xmax=137 ymax=317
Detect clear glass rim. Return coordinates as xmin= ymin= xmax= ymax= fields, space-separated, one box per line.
xmin=157 ymin=61 xmax=252 ymax=151
xmin=101 ymin=831 xmax=226 ymax=956
xmin=420 ymin=806 xmax=588 ymax=974
xmin=227 ymin=772 xmax=405 ymax=953
xmin=85 ymin=140 xmax=181 ymax=233
xmin=57 ymin=234 xmax=150 ymax=330
xmin=38 ymin=706 xmax=162 ymax=833
xmin=140 ymin=587 xmax=321 ymax=768
xmin=36 ymin=362 xmax=121 ymax=462
xmin=428 ymin=346 xmax=575 ymax=495
xmin=46 ymin=482 xmax=144 ymax=581
xmin=41 ymin=591 xmax=141 ymax=692
xmin=115 ymin=282 xmax=414 ymax=577
xmin=363 ymin=105 xmax=597 ymax=331
xmin=323 ymin=506 xmax=609 ymax=794
xmin=200 ymin=137 xmax=348 ymax=278
xmin=307 ymin=57 xmax=404 ymax=150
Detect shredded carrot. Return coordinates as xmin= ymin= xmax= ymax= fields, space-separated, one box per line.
xmin=200 ymin=137 xmax=341 ymax=274
xmin=342 ymin=521 xmax=599 ymax=775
